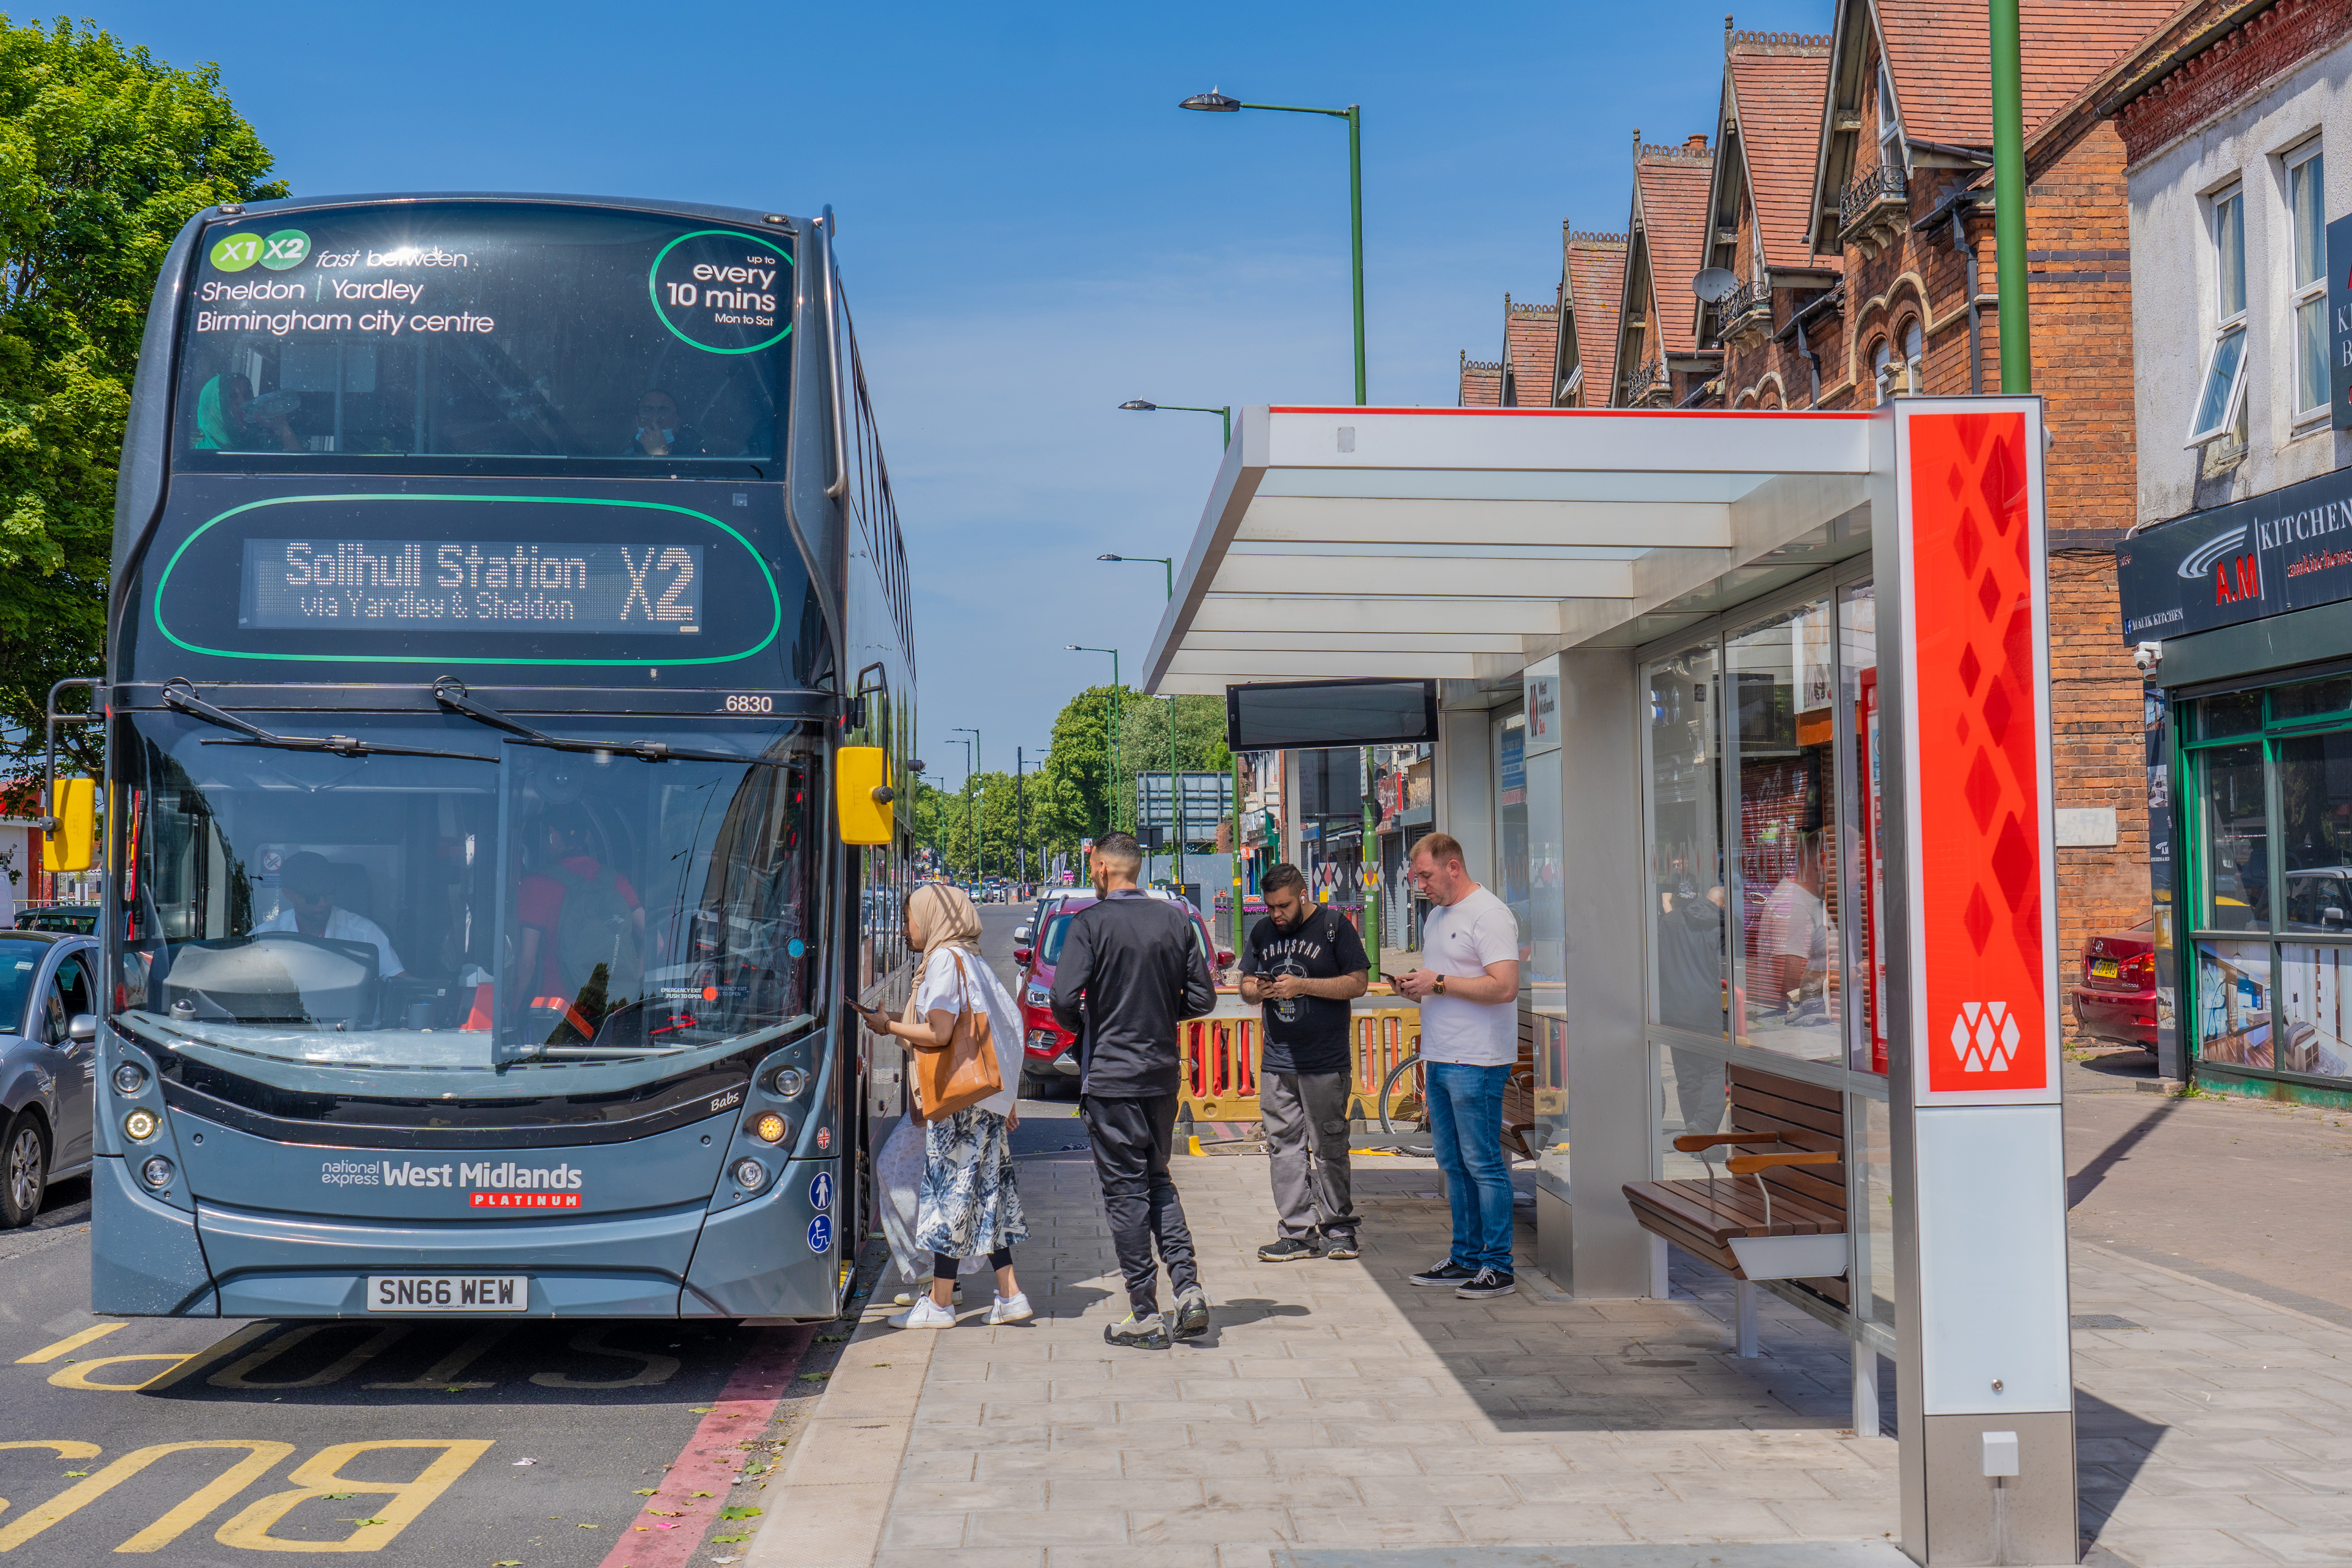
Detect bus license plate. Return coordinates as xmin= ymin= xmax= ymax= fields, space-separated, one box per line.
xmin=367 ymin=1274 xmax=528 ymax=1312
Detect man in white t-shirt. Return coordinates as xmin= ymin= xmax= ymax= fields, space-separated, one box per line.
xmin=1392 ymin=831 xmax=1522 ymax=1300
xmin=253 ymin=852 xmax=404 ymax=978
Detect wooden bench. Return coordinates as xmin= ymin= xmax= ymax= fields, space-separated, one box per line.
xmin=1500 ymin=1069 xmax=1537 ymax=1161
xmin=1621 ymin=1063 xmax=1848 ymax=1354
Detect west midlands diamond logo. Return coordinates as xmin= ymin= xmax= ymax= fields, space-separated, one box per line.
xmin=1949 ymin=1001 xmax=2021 ymax=1072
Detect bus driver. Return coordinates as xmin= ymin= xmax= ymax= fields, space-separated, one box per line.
xmin=255 ymin=851 xmax=405 ymax=978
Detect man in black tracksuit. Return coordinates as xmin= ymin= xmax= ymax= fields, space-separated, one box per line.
xmin=1049 ymin=832 xmax=1218 ymax=1349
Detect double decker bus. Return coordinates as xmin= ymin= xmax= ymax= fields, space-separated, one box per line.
xmin=76 ymin=192 xmax=916 ymax=1321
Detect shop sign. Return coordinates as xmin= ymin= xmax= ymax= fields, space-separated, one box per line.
xmin=1891 ymin=402 xmax=2060 ymax=1105
xmin=2330 ymin=212 xmax=2352 ymax=432
xmin=2117 ymin=461 xmax=2352 ymax=641
xmin=1523 ymin=667 xmax=1560 ymax=757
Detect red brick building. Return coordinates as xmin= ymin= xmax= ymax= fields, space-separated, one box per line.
xmin=1615 ymin=134 xmax=1718 ymax=406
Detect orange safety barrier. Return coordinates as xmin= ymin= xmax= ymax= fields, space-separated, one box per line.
xmin=1179 ymin=1008 xmax=1425 ymax=1128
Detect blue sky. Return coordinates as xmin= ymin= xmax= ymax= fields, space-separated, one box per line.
xmin=92 ymin=0 xmax=1830 ymax=788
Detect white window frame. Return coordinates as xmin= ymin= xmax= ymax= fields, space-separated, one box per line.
xmin=2188 ymin=183 xmax=2251 ymax=446
xmin=2286 ymin=140 xmax=2328 ymax=422
xmin=1878 ymin=60 xmax=1904 ymax=172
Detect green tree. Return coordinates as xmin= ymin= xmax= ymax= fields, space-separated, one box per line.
xmin=0 ymin=18 xmax=285 ymax=772
xmin=1038 ymin=684 xmax=1127 ymax=844
xmin=1116 ymin=695 xmax=1232 ymax=844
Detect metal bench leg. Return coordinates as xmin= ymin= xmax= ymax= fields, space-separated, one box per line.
xmin=1734 ymin=1278 xmax=1759 ymax=1358
xmin=1850 ymin=1339 xmax=1879 ymax=1434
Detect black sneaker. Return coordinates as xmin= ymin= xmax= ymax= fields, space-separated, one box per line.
xmin=1409 ymin=1260 xmax=1477 ymax=1287
xmin=1258 ymin=1236 xmax=1320 ymax=1263
xmin=1171 ymin=1285 xmax=1211 ymax=1341
xmin=1320 ymin=1231 xmax=1361 ymax=1260
xmin=1455 ymin=1268 xmax=1517 ymax=1300
xmin=1103 ymin=1310 xmax=1170 ymax=1350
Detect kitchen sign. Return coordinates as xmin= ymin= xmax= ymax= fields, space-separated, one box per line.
xmin=2117 ymin=461 xmax=2352 ymax=641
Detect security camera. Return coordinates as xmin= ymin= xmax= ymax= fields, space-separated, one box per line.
xmin=2133 ymin=641 xmax=2163 ymax=677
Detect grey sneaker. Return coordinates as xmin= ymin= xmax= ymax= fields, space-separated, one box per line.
xmin=1258 ymin=1236 xmax=1320 ymax=1262
xmin=1320 ymin=1230 xmax=1361 ymax=1260
xmin=1171 ymin=1286 xmax=1211 ymax=1341
xmin=1104 ymin=1310 xmax=1170 ymax=1350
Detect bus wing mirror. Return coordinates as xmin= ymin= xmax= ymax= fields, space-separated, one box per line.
xmin=837 ymin=747 xmax=894 ymax=845
xmin=42 ymin=777 xmax=95 ymax=873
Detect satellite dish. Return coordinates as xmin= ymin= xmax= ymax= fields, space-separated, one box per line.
xmin=1691 ymin=268 xmax=1740 ymax=304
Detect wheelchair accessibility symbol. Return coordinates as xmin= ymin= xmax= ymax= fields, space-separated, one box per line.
xmin=807 ymin=1215 xmax=832 ymax=1254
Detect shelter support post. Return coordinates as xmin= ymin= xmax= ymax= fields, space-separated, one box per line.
xmin=1877 ymin=399 xmax=2075 ymax=1565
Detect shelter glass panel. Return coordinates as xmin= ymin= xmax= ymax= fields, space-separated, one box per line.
xmin=1648 ymin=645 xmax=1726 ymax=1040
xmin=1839 ymin=581 xmax=1886 ymax=1074
xmin=1728 ymin=595 xmax=1841 ymax=1063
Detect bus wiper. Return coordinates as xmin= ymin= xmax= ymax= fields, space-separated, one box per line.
xmin=432 ymin=678 xmax=785 ymax=767
xmin=165 ymin=683 xmax=499 ymax=764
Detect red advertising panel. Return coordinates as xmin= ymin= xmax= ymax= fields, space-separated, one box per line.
xmin=1897 ymin=404 xmax=2060 ymax=1103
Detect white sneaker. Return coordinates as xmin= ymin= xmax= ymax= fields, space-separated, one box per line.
xmin=985 ymin=1292 xmax=1034 ymax=1325
xmin=887 ymin=1296 xmax=957 ymax=1329
xmin=892 ymin=1285 xmax=964 ymax=1307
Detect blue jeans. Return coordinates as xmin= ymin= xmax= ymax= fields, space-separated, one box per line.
xmin=1425 ymin=1061 xmax=1514 ymax=1272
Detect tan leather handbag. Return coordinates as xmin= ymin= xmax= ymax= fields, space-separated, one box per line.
xmin=907 ymin=950 xmax=1004 ymax=1121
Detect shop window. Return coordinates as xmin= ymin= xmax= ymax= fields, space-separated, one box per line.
xmin=1728 ymin=594 xmax=1841 ymax=1063
xmin=2278 ymin=730 xmax=2352 ymax=932
xmin=2279 ymin=944 xmax=2352 ymax=1074
xmin=2196 ymin=938 xmax=2273 ymax=1068
xmin=2198 ymin=742 xmax=2268 ymax=931
xmin=2289 ymin=143 xmax=2327 ymax=419
xmin=2189 ymin=186 xmax=2250 ymax=446
xmin=2196 ymin=688 xmax=2263 ymax=740
xmin=2272 ymin=675 xmax=2352 ymax=725
xmin=1839 ymin=582 xmax=1885 ymax=1073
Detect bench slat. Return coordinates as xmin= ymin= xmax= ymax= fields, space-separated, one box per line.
xmin=1624 ymin=1176 xmax=1839 ymax=1240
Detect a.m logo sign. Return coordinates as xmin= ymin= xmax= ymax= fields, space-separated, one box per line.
xmin=2216 ymin=553 xmax=2259 ymax=605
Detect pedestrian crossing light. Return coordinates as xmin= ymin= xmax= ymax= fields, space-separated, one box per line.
xmin=837 ymin=747 xmax=895 ymax=844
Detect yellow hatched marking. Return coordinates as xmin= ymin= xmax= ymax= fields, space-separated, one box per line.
xmin=0 ymin=1440 xmax=291 ymax=1553
xmin=15 ymin=1324 xmax=126 ymax=1363
xmin=0 ymin=1442 xmax=104 ymax=1526
xmin=215 ymin=1440 xmax=493 ymax=1553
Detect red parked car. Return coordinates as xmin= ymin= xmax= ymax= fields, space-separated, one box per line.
xmin=1011 ymin=892 xmax=1231 ymax=1098
xmin=2072 ymin=917 xmax=2157 ymax=1049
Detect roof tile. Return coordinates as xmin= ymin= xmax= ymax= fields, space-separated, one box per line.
xmin=1881 ymin=0 xmax=2180 ymax=145
xmin=1727 ymin=35 xmax=1844 ymax=272
xmin=1633 ymin=138 xmax=1716 ymax=357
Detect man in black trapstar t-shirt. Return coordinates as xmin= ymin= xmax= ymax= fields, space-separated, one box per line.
xmin=1238 ymin=862 xmax=1370 ymax=1261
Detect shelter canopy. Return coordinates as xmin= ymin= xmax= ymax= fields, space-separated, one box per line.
xmin=1143 ymin=406 xmax=1877 ymax=696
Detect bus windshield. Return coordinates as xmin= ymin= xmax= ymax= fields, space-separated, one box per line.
xmin=176 ymin=201 xmax=791 ymax=471
xmin=116 ymin=710 xmax=824 ymax=1074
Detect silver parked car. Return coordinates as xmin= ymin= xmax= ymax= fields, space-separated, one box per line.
xmin=1 ymin=931 xmax=100 ymax=1227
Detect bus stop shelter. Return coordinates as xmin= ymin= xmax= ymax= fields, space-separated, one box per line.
xmin=1144 ymin=401 xmax=2078 ymax=1566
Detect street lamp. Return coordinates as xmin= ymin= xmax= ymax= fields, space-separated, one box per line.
xmin=1180 ymin=89 xmax=1365 ymax=406
xmin=951 ymin=726 xmax=981 ymax=883
xmin=1120 ymin=399 xmax=1232 ymax=449
xmin=1068 ymin=646 xmax=1121 ymax=838
xmin=1016 ymin=748 xmax=1048 ymax=891
xmin=1096 ymin=553 xmax=1174 ymax=601
xmin=1098 ymin=556 xmax=1184 ymax=885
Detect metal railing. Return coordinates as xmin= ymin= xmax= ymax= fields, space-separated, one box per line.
xmin=1719 ymin=279 xmax=1772 ymax=335
xmin=1621 ymin=357 xmax=1667 ymax=403
xmin=1838 ymin=161 xmax=1908 ymax=233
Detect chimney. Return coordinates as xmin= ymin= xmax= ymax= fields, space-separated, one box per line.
xmin=1684 ymin=133 xmax=1708 ymax=155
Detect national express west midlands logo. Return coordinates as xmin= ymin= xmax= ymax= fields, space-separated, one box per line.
xmin=319 ymin=1158 xmax=585 ymax=1210
xmin=2177 ymin=524 xmax=2259 ymax=606
xmin=1949 ymin=1001 xmax=2021 ymax=1073
xmin=210 ymin=229 xmax=312 ymax=273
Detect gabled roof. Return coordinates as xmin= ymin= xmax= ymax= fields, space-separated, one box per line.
xmin=1879 ymin=0 xmax=2180 ymax=145
xmin=1503 ymin=297 xmax=1559 ymax=408
xmin=1630 ymin=136 xmax=1715 ymax=358
xmin=1561 ymin=230 xmax=1627 ymax=405
xmin=1724 ymin=32 xmax=1842 ymax=272
xmin=1458 ymin=354 xmax=1502 ymax=408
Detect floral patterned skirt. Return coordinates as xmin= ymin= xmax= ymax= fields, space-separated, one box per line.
xmin=916 ymin=1107 xmax=1027 ymax=1259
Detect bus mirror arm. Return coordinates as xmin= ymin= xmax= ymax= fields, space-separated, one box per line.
xmin=38 ymin=677 xmax=103 ymax=836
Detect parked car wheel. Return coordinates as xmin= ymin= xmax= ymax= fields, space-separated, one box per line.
xmin=1019 ymin=1070 xmax=1054 ymax=1102
xmin=1 ymin=1111 xmax=49 ymax=1229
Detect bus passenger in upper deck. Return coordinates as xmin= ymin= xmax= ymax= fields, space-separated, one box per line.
xmin=621 ymin=388 xmax=705 ymax=458
xmin=516 ymin=807 xmax=647 ymax=1020
xmin=254 ymin=852 xmax=405 ymax=978
xmin=192 ymin=369 xmax=303 ymax=453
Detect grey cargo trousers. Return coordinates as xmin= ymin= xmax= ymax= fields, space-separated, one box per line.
xmin=1261 ymin=1069 xmax=1357 ymax=1241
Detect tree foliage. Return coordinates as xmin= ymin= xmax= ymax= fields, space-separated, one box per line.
xmin=0 ymin=18 xmax=285 ymax=770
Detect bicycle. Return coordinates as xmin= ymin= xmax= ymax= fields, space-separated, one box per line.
xmin=1375 ymin=1049 xmax=1539 ymax=1161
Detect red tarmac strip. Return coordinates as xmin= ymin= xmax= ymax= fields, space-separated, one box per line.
xmin=598 ymin=1325 xmax=815 ymax=1568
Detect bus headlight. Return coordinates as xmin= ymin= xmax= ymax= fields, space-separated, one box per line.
xmin=753 ymin=1111 xmax=788 ymax=1143
xmin=733 ymin=1158 xmax=768 ymax=1191
xmin=113 ymin=1063 xmax=147 ymax=1095
xmin=769 ymin=1066 xmax=808 ymax=1099
xmin=140 ymin=1156 xmax=174 ymax=1189
xmin=123 ymin=1108 xmax=160 ymax=1142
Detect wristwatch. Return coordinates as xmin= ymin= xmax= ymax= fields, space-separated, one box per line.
xmin=1433 ymin=974 xmax=1447 ymax=996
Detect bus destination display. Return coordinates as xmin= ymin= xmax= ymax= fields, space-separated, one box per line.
xmin=240 ymin=538 xmax=704 ymax=634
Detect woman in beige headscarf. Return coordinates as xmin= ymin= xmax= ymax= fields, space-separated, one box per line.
xmin=850 ymin=882 xmax=1031 ymax=1328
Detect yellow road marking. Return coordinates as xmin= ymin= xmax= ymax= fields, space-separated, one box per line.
xmin=209 ymin=1327 xmax=407 ymax=1391
xmin=0 ymin=1440 xmax=291 ymax=1552
xmin=527 ymin=1327 xmax=679 ymax=1389
xmin=216 ymin=1440 xmax=493 ymax=1553
xmin=47 ymin=1356 xmax=196 ymax=1392
xmin=140 ymin=1323 xmax=281 ymax=1393
xmin=0 ymin=1442 xmax=103 ymax=1526
xmin=363 ymin=1326 xmax=509 ymax=1391
xmin=15 ymin=1324 xmax=126 ymax=1363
